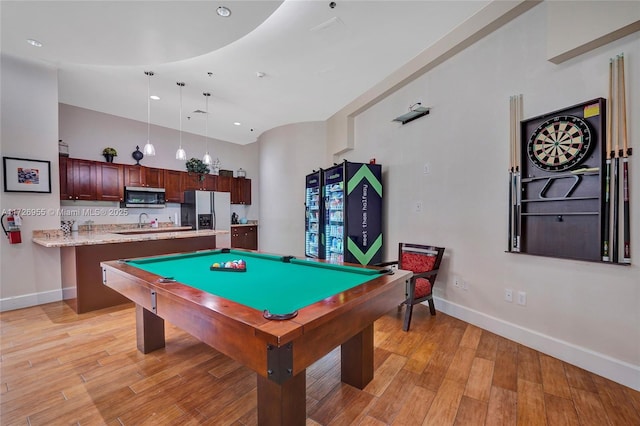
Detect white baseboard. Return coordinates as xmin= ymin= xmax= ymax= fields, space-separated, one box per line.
xmin=0 ymin=289 xmax=63 ymax=312
xmin=434 ymin=297 xmax=640 ymax=391
xmin=62 ymin=286 xmax=77 ymax=300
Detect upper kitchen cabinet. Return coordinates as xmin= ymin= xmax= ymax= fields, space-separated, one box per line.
xmin=164 ymin=169 xmax=184 ymax=203
xmin=215 ymin=175 xmax=233 ymax=193
xmin=59 ymin=156 xmax=72 ymax=200
xmin=96 ymin=163 xmax=124 ymax=202
xmin=182 ymin=172 xmax=210 ymax=192
xmin=231 ymin=178 xmax=252 ymax=205
xmin=60 ymin=158 xmax=97 ymax=201
xmin=124 ymin=165 xmax=165 ymax=188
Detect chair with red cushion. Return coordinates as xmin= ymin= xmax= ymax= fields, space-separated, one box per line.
xmin=379 ymin=243 xmax=445 ymax=331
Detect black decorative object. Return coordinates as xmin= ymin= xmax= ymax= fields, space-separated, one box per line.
xmin=132 ymin=145 xmax=144 ymax=165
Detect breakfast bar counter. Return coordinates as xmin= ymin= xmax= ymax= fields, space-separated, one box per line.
xmin=33 ymin=228 xmax=229 ymax=313
xmin=31 ymin=227 xmax=228 ymax=248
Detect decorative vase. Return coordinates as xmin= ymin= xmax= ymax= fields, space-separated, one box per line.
xmin=132 ymin=146 xmax=144 ymax=165
xmin=103 ymin=154 xmax=114 ymax=163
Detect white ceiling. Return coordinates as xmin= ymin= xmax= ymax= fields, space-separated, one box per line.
xmin=1 ymin=0 xmax=489 ymax=145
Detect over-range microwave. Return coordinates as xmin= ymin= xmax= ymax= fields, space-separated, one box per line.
xmin=122 ymin=186 xmax=166 ymax=208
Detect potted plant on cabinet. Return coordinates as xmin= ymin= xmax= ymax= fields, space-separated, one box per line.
xmin=102 ymin=147 xmax=118 ymax=163
xmin=186 ymin=158 xmax=210 ymax=182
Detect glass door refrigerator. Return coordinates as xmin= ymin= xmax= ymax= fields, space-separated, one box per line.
xmin=323 ymin=161 xmax=383 ymax=265
xmin=305 ymin=170 xmax=324 ymax=258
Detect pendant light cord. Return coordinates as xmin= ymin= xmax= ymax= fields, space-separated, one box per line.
xmin=147 ymin=73 xmax=151 ymax=142
xmin=179 ymin=83 xmax=183 ymax=146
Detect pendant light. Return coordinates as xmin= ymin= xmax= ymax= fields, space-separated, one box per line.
xmin=202 ymin=92 xmax=212 ymax=165
xmin=175 ymin=82 xmax=187 ymax=160
xmin=143 ymin=71 xmax=156 ymax=156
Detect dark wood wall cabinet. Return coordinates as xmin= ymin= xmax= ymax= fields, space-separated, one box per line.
xmin=59 ymin=156 xmax=251 ymax=204
xmin=231 ymin=225 xmax=258 ymax=250
xmin=123 ymin=165 xmax=165 ymax=188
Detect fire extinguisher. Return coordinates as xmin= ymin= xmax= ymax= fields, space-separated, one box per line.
xmin=1 ymin=211 xmax=22 ymax=244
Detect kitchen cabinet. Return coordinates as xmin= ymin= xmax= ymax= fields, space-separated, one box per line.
xmin=216 ymin=175 xmax=233 ymax=193
xmin=145 ymin=167 xmax=164 ymax=188
xmin=182 ymin=172 xmax=210 ymax=192
xmin=164 ymin=169 xmax=184 ymax=203
xmin=60 ymin=158 xmax=97 ymax=201
xmin=231 ymin=225 xmax=258 ymax=250
xmin=232 ymin=178 xmax=251 ymax=205
xmin=59 ymin=156 xmax=72 ymax=200
xmin=123 ymin=165 xmax=165 ymax=188
xmin=96 ymin=163 xmax=124 ymax=201
xmin=58 ymin=157 xmax=253 ymax=205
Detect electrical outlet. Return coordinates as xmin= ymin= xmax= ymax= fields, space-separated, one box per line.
xmin=462 ymin=280 xmax=469 ymax=291
xmin=415 ymin=201 xmax=423 ymax=212
xmin=517 ymin=291 xmax=527 ymax=306
xmin=504 ymin=288 xmax=513 ymax=302
xmin=423 ymin=163 xmax=430 ymax=174
xmin=454 ymin=276 xmax=461 ymax=288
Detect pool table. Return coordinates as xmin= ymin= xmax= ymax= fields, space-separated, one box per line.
xmin=101 ymin=249 xmax=412 ymax=425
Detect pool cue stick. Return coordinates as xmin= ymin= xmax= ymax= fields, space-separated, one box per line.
xmin=508 ymin=96 xmax=514 ymax=251
xmin=509 ymin=96 xmax=519 ymax=251
xmin=514 ymin=94 xmax=523 ymax=252
xmin=603 ymin=59 xmax=613 ymax=261
xmin=619 ymin=53 xmax=631 ymax=264
xmin=612 ymin=56 xmax=620 ymax=263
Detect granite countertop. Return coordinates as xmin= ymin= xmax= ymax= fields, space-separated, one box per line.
xmin=33 ymin=228 xmax=228 ymax=248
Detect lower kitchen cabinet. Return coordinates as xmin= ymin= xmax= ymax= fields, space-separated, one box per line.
xmin=231 ymin=225 xmax=258 ymax=250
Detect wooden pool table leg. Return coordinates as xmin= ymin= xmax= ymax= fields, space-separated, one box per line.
xmin=340 ymin=323 xmax=374 ymax=388
xmin=257 ymin=370 xmax=306 ymax=425
xmin=135 ymin=304 xmax=165 ymax=354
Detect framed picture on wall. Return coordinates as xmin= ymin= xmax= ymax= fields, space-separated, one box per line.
xmin=3 ymin=156 xmax=51 ymax=193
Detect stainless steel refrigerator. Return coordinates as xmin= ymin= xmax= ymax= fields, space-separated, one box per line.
xmin=181 ymin=190 xmax=231 ymax=247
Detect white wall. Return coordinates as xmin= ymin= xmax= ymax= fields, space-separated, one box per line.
xmin=0 ymin=55 xmax=62 ymax=309
xmin=257 ymin=5 xmax=640 ymax=389
xmin=258 ymin=121 xmax=326 ymax=256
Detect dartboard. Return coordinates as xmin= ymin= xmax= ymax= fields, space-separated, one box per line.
xmin=527 ymin=115 xmax=592 ymax=172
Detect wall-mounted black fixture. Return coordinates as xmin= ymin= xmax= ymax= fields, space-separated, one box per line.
xmin=393 ymin=102 xmax=430 ymax=125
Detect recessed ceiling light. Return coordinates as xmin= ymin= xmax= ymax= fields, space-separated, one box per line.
xmin=233 ymin=122 xmax=241 ymax=126
xmin=26 ymin=39 xmax=43 ymax=47
xmin=150 ymin=95 xmax=160 ymax=100
xmin=217 ymin=6 xmax=231 ymax=17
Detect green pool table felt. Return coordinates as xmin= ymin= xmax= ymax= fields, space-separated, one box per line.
xmin=127 ymin=250 xmax=381 ymax=316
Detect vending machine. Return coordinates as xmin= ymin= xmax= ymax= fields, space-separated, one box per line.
xmin=305 ymin=170 xmax=324 ymax=258
xmin=323 ymin=161 xmax=383 ymax=265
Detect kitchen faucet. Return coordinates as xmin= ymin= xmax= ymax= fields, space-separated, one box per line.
xmin=138 ymin=213 xmax=149 ymax=228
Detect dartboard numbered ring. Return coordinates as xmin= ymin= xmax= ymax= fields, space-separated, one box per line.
xmin=527 ymin=115 xmax=592 ymax=172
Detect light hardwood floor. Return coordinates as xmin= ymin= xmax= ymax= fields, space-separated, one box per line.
xmin=1 ymin=301 xmax=639 ymax=425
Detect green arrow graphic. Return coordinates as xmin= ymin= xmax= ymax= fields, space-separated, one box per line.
xmin=347 ymin=165 xmax=382 ymax=196
xmin=347 ymin=234 xmax=383 ymax=265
